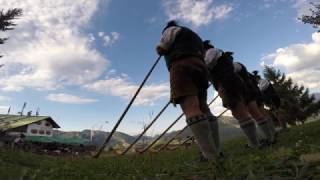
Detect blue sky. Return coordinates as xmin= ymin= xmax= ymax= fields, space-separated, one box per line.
xmin=1 ymin=0 xmax=319 ymax=135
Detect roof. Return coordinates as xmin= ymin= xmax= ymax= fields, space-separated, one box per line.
xmin=0 ymin=114 xmax=60 ymax=132
xmin=25 ymin=135 xmax=90 ymax=145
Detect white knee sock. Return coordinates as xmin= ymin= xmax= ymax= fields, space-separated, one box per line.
xmin=206 ymin=112 xmax=220 ymax=152
xmin=239 ymin=117 xmax=260 ymax=148
xmin=257 ymin=117 xmax=274 ymax=141
xmin=186 ymin=115 xmax=217 ymax=160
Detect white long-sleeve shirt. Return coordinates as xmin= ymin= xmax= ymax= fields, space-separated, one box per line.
xmin=204 ymin=48 xmax=223 ymax=69
xmin=258 ymin=79 xmax=270 ymax=91
xmin=233 ymin=62 xmax=243 ymax=73
xmin=157 ymin=26 xmax=182 ymax=50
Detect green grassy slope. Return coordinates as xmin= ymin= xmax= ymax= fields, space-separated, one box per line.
xmin=1 ymin=120 xmax=320 ymax=180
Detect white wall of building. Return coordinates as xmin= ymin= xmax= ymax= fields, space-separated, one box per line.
xmin=26 ymin=120 xmax=53 ymax=137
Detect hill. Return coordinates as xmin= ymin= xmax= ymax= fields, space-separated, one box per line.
xmin=161 ymin=116 xmax=241 ymax=142
xmin=53 ymin=129 xmax=149 ymax=148
xmin=1 ymin=119 xmax=319 ymax=179
xmin=53 ymin=116 xmax=242 ymax=148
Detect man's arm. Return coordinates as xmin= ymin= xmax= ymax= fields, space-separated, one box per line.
xmin=156 ymin=26 xmax=181 ymax=55
xmin=233 ymin=62 xmax=243 ymax=73
xmin=204 ymin=48 xmax=223 ymax=69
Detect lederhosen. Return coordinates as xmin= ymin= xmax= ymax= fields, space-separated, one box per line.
xmin=261 ymin=83 xmax=281 ymax=110
xmin=236 ymin=63 xmax=263 ymax=105
xmin=164 ymin=27 xmax=209 ymax=105
xmin=208 ymin=53 xmax=244 ymax=109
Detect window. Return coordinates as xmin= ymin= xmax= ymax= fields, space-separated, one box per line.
xmin=45 ymin=123 xmax=50 ymax=127
xmin=31 ymin=129 xmax=38 ymax=134
xmin=46 ymin=131 xmax=51 ymax=135
xmin=39 ymin=130 xmax=45 ymax=134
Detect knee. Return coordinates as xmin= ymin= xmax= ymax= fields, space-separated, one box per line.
xmin=231 ymin=102 xmax=249 ymax=119
xmin=248 ymin=102 xmax=263 ymax=118
xmin=180 ymin=96 xmax=203 ymax=118
xmin=200 ymin=104 xmax=210 ymax=114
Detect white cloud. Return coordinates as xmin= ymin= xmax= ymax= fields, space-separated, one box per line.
xmin=46 ymin=93 xmax=98 ymax=104
xmin=88 ymin=33 xmax=96 ymax=43
xmin=260 ymin=0 xmax=289 ymax=9
xmin=293 ymin=0 xmax=315 ymax=17
xmin=146 ymin=17 xmax=158 ymax=24
xmin=0 ymin=96 xmax=11 ymax=102
xmin=261 ymin=32 xmax=320 ymax=91
xmin=0 ymin=0 xmax=109 ymax=91
xmin=98 ymin=32 xmax=105 ymax=37
xmin=163 ymin=0 xmax=233 ymax=27
xmin=209 ymin=92 xmax=232 ymax=117
xmin=99 ymin=31 xmax=120 ymax=47
xmin=287 ymin=69 xmax=320 ymax=89
xmin=0 ymin=106 xmax=10 ymax=114
xmin=84 ymin=75 xmax=170 ymax=106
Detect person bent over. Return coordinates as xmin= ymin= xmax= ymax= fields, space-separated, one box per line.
xmin=203 ymin=40 xmax=261 ymax=148
xmin=156 ymin=21 xmax=220 ymax=160
xmin=233 ymin=62 xmax=276 ymax=144
xmin=252 ymin=71 xmax=282 ymax=134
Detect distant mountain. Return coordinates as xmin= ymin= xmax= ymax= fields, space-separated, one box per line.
xmin=53 ymin=116 xmax=242 ymax=149
xmin=53 ymin=130 xmax=139 ymax=148
xmin=160 ymin=116 xmax=242 ymax=142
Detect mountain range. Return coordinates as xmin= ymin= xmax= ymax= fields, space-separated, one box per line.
xmin=53 ymin=116 xmax=242 ymax=149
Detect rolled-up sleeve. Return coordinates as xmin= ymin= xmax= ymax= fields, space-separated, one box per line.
xmin=233 ymin=62 xmax=243 ymax=73
xmin=157 ymin=26 xmax=182 ymax=50
xmin=205 ymin=48 xmax=223 ymax=69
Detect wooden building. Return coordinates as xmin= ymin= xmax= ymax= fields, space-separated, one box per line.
xmin=0 ymin=114 xmax=60 ymax=137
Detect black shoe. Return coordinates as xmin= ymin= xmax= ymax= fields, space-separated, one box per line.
xmin=194 ymin=152 xmax=226 ymax=163
xmin=270 ymin=132 xmax=278 ymax=144
xmin=259 ymin=139 xmax=272 ymax=148
xmin=245 ymin=140 xmax=270 ymax=150
xmin=199 ymin=154 xmax=209 ymax=162
xmin=217 ymin=152 xmax=226 ymax=162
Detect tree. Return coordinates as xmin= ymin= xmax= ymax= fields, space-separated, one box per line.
xmin=299 ymin=2 xmax=320 ymax=31
xmin=263 ymin=66 xmax=320 ymax=125
xmin=0 ymin=8 xmax=22 ymax=57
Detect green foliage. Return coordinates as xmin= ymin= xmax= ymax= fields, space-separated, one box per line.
xmin=1 ymin=120 xmax=320 ymax=179
xmin=299 ymin=2 xmax=320 ymax=31
xmin=263 ymin=66 xmax=320 ymax=125
xmin=0 ymin=8 xmax=22 ymax=44
xmin=0 ymin=8 xmax=22 ymax=58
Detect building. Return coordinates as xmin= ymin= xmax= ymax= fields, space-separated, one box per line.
xmin=0 ymin=114 xmax=93 ymax=152
xmin=0 ymin=114 xmax=60 ymax=137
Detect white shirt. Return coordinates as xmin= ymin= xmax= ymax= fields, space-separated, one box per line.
xmin=157 ymin=26 xmax=182 ymax=50
xmin=233 ymin=62 xmax=243 ymax=73
xmin=204 ymin=48 xmax=223 ymax=69
xmin=259 ymin=79 xmax=270 ymax=91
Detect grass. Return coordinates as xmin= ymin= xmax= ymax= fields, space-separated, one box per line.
xmin=1 ymin=120 xmax=320 ymax=180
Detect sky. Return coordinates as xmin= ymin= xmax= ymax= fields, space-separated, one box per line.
xmin=0 ymin=0 xmax=319 ymax=135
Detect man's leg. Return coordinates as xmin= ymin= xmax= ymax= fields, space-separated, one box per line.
xmin=199 ymin=92 xmax=221 ymax=154
xmin=231 ymin=102 xmax=260 ymax=148
xmin=180 ymin=95 xmax=218 ymax=160
xmin=247 ymin=101 xmax=274 ymax=142
xmin=258 ymin=105 xmax=277 ymax=138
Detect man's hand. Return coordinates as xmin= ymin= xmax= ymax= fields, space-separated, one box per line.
xmin=156 ymin=46 xmax=168 ymax=55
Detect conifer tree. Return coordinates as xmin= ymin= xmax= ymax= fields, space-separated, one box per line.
xmin=263 ymin=66 xmax=320 ymax=125
xmin=299 ymin=2 xmax=320 ymax=31
xmin=0 ymin=8 xmax=22 ymax=58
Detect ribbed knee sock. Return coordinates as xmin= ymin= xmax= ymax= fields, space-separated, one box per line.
xmin=256 ymin=117 xmax=274 ymax=141
xmin=267 ymin=117 xmax=276 ymax=135
xmin=239 ymin=118 xmax=260 ymax=147
xmin=206 ymin=112 xmax=220 ymax=152
xmin=186 ymin=115 xmax=217 ymax=160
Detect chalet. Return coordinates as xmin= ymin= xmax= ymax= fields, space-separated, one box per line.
xmin=0 ymin=114 xmax=60 ymax=137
